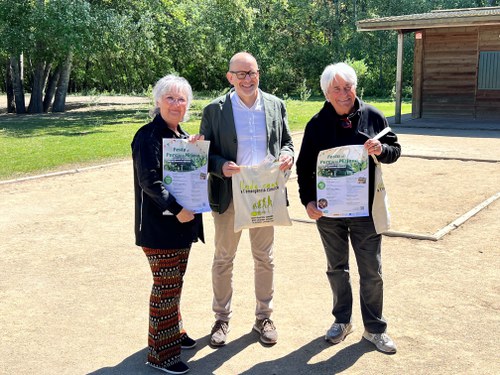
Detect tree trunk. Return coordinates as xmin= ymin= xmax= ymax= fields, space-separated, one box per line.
xmin=28 ymin=60 xmax=46 ymax=113
xmin=5 ymin=59 xmax=15 ymax=113
xmin=42 ymin=62 xmax=52 ymax=92
xmin=9 ymin=55 xmax=26 ymax=114
xmin=43 ymin=65 xmax=61 ymax=112
xmin=84 ymin=58 xmax=91 ymax=93
xmin=52 ymin=52 xmax=73 ymax=112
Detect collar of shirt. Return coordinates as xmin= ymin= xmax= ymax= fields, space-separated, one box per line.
xmin=154 ymin=115 xmax=188 ymax=139
xmin=230 ymin=90 xmax=263 ymax=111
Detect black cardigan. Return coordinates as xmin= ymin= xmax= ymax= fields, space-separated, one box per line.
xmin=296 ymin=98 xmax=401 ymax=214
xmin=131 ymin=114 xmax=204 ymax=249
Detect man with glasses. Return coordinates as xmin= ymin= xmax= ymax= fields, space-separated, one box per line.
xmin=200 ymin=52 xmax=294 ymax=347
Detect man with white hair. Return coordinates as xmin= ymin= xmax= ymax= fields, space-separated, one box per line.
xmin=296 ymin=62 xmax=401 ymax=354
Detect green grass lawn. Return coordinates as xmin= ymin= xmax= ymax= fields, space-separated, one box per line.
xmin=0 ymin=97 xmax=411 ymax=180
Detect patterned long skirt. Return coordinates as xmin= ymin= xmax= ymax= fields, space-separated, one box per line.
xmin=142 ymin=247 xmax=191 ymax=367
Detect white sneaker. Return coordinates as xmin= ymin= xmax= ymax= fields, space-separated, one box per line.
xmin=210 ymin=320 xmax=229 ymax=347
xmin=253 ymin=318 xmax=278 ymax=345
xmin=362 ymin=330 xmax=397 ymax=354
xmin=325 ymin=322 xmax=353 ymax=344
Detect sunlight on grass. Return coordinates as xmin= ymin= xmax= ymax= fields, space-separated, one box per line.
xmin=0 ymin=97 xmax=410 ymax=180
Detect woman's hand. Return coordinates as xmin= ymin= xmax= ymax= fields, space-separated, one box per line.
xmin=176 ymin=208 xmax=195 ymax=223
xmin=187 ymin=134 xmax=205 ymax=143
xmin=306 ymin=201 xmax=323 ymax=220
xmin=278 ymin=154 xmax=294 ymax=171
xmin=364 ymin=139 xmax=383 ymax=156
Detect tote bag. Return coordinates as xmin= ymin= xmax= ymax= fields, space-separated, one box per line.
xmin=232 ymin=162 xmax=292 ymax=232
xmin=371 ymin=154 xmax=390 ymax=234
xmin=370 ymin=127 xmax=392 ymax=234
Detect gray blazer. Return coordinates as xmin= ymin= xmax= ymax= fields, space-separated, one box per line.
xmin=200 ymin=89 xmax=294 ymax=214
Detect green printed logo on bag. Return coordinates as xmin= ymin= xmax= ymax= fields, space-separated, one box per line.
xmin=376 ymin=180 xmax=385 ymax=192
xmin=232 ymin=163 xmax=292 ymax=231
xmin=251 ymin=196 xmax=273 ymax=216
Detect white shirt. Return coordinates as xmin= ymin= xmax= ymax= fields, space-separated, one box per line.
xmin=231 ymin=91 xmax=267 ymax=166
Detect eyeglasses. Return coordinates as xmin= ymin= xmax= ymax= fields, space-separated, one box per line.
xmin=229 ymin=70 xmax=259 ymax=80
xmin=339 ymin=112 xmax=357 ymax=129
xmin=164 ymin=96 xmax=187 ymax=105
xmin=339 ymin=117 xmax=352 ymax=129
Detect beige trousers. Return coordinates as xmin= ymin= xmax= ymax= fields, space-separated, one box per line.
xmin=211 ymin=201 xmax=275 ymax=321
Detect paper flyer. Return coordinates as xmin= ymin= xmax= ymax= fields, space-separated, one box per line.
xmin=162 ymin=139 xmax=211 ymax=214
xmin=316 ymin=145 xmax=369 ymax=218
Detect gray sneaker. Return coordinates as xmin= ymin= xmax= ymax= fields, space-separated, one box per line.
xmin=253 ymin=318 xmax=278 ymax=345
xmin=325 ymin=322 xmax=353 ymax=344
xmin=210 ymin=320 xmax=229 ymax=347
xmin=362 ymin=330 xmax=397 ymax=354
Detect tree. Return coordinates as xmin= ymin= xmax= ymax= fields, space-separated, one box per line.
xmin=0 ymin=1 xmax=30 ymax=113
xmin=0 ymin=0 xmax=95 ymax=113
xmin=1 ymin=0 xmax=492 ymax=114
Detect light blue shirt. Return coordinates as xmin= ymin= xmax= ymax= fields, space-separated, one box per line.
xmin=230 ymin=91 xmax=267 ymax=166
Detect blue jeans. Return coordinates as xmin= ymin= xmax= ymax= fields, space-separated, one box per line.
xmin=316 ymin=216 xmax=387 ymax=333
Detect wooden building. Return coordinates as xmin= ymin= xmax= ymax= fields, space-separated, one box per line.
xmin=357 ymin=7 xmax=500 ymax=122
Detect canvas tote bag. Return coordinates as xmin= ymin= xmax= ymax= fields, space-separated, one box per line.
xmin=371 ymin=127 xmax=392 ymax=234
xmin=371 ymin=154 xmax=390 ymax=234
xmin=231 ymin=162 xmax=292 ymax=232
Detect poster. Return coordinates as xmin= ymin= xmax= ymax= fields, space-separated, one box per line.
xmin=316 ymin=145 xmax=369 ymax=217
xmin=162 ymin=139 xmax=210 ymax=214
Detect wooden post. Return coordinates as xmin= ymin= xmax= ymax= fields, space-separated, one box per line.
xmin=395 ymin=31 xmax=404 ymax=124
xmin=412 ymin=30 xmax=423 ymax=118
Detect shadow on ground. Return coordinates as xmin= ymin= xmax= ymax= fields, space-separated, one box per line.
xmin=88 ymin=334 xmax=376 ymax=375
xmin=238 ymin=337 xmax=375 ymax=375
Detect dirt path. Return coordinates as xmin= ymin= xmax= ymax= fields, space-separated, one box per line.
xmin=0 ymin=95 xmax=150 ymax=113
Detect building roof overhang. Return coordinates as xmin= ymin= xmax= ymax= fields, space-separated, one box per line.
xmin=357 ymin=6 xmax=500 ymax=32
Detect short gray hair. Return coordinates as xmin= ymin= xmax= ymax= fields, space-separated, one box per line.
xmin=151 ymin=74 xmax=193 ymax=120
xmin=320 ymin=63 xmax=357 ymax=97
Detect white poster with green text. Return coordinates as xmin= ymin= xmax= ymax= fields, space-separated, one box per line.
xmin=162 ymin=139 xmax=211 ymax=214
xmin=316 ymin=145 xmax=369 ymax=218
